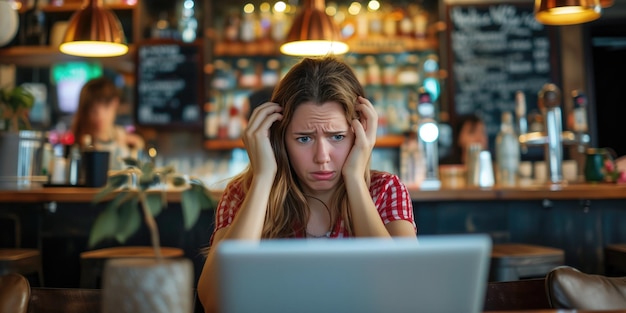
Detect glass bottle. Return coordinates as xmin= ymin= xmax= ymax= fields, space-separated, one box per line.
xmin=495 ymin=111 xmax=520 ymax=186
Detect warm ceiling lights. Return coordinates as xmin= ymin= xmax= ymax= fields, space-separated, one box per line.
xmin=534 ymin=0 xmax=602 ymax=25
xmin=280 ymin=0 xmax=349 ymax=56
xmin=60 ymin=0 xmax=128 ymax=57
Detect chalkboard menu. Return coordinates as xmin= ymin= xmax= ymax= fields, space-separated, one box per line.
xmin=446 ymin=2 xmax=560 ymax=141
xmin=136 ymin=42 xmax=203 ymax=128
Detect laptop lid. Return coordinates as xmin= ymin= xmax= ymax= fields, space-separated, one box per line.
xmin=216 ymin=234 xmax=492 ymax=313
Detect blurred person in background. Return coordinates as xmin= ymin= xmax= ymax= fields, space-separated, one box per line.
xmin=70 ymin=77 xmax=144 ymax=170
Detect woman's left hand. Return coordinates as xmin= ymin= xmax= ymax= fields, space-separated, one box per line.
xmin=342 ymin=96 xmax=378 ymax=179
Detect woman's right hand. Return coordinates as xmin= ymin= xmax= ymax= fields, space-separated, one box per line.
xmin=242 ymin=102 xmax=283 ymax=177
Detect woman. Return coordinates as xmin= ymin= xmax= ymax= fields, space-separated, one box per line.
xmin=70 ymin=77 xmax=144 ymax=170
xmin=197 ymin=57 xmax=416 ymax=312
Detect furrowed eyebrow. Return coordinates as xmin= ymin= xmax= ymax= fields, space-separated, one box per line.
xmin=292 ymin=130 xmax=347 ymax=136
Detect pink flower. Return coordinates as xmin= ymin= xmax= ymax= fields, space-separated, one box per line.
xmin=605 ymin=159 xmax=615 ymax=173
xmin=618 ymin=171 xmax=626 ymax=184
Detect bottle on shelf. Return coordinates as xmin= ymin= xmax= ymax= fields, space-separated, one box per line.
xmin=571 ymin=90 xmax=589 ymax=134
xmin=67 ymin=144 xmax=82 ymax=186
xmin=240 ymin=4 xmax=256 ymax=43
xmin=400 ymin=130 xmax=426 ymax=188
xmin=495 ymin=111 xmax=521 ymax=187
xmin=178 ymin=0 xmax=198 ymax=43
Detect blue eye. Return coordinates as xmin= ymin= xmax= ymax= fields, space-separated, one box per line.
xmin=332 ymin=134 xmax=345 ymax=141
xmin=296 ymin=136 xmax=311 ymax=143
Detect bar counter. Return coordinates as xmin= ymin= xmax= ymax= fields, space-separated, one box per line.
xmin=1 ymin=183 xmax=626 ymax=287
xmin=1 ymin=182 xmax=625 ymax=203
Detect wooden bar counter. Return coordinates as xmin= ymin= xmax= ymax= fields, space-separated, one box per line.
xmin=0 ymin=182 xmax=625 ymax=203
xmin=1 ymin=183 xmax=625 ymax=287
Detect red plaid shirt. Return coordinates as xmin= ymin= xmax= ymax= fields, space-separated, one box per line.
xmin=211 ymin=171 xmax=416 ymax=244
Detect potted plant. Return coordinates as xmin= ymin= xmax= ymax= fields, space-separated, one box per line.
xmin=0 ymin=85 xmax=43 ymax=189
xmin=89 ymin=157 xmax=215 ymax=313
xmin=0 ymin=85 xmax=35 ymax=132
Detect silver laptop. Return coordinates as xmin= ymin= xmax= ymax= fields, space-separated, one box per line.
xmin=216 ymin=234 xmax=492 ymax=313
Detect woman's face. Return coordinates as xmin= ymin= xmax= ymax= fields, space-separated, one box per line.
xmin=89 ymin=98 xmax=119 ymax=132
xmin=285 ymin=101 xmax=354 ymax=195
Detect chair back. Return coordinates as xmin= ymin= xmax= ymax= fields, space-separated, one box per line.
xmin=28 ymin=288 xmax=101 ymax=313
xmin=0 ymin=273 xmax=30 ymax=313
xmin=546 ymin=265 xmax=626 ymax=310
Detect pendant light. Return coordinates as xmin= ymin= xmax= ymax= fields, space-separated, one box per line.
xmin=280 ymin=0 xmax=349 ymax=56
xmin=599 ymin=0 xmax=613 ymax=8
xmin=534 ymin=0 xmax=602 ymax=25
xmin=60 ymin=0 xmax=128 ymax=57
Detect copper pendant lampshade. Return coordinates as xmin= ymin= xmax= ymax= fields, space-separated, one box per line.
xmin=280 ymin=0 xmax=349 ymax=56
xmin=599 ymin=0 xmax=613 ymax=8
xmin=534 ymin=0 xmax=601 ymax=25
xmin=59 ymin=0 xmax=128 ymax=57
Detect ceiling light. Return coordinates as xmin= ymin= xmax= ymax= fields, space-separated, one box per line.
xmin=280 ymin=0 xmax=349 ymax=56
xmin=535 ymin=0 xmax=601 ymax=25
xmin=60 ymin=0 xmax=128 ymax=57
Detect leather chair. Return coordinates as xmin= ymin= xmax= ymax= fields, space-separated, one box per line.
xmin=0 ymin=213 xmax=43 ymax=286
xmin=28 ymin=287 xmax=101 ymax=313
xmin=0 ymin=273 xmax=30 ymax=313
xmin=545 ymin=265 xmax=626 ymax=310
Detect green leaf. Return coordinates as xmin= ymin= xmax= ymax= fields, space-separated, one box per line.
xmin=171 ymin=175 xmax=186 ymax=187
xmin=139 ymin=172 xmax=155 ymax=190
xmin=193 ymin=185 xmax=214 ymax=210
xmin=92 ymin=185 xmax=117 ymax=204
xmin=122 ymin=157 xmax=140 ymax=168
xmin=145 ymin=192 xmax=163 ymax=216
xmin=104 ymin=191 xmax=134 ymax=212
xmin=114 ymin=198 xmax=141 ymax=244
xmin=88 ymin=206 xmax=119 ymax=248
xmin=108 ymin=174 xmax=129 ymax=189
xmin=181 ymin=189 xmax=201 ymax=230
xmin=141 ymin=160 xmax=154 ymax=174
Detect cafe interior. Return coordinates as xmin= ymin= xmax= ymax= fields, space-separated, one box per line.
xmin=1 ymin=0 xmax=626 ymax=312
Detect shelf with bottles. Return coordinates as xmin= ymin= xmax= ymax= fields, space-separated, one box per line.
xmin=211 ymin=1 xmax=441 ymax=57
xmin=203 ymin=49 xmax=444 ymax=150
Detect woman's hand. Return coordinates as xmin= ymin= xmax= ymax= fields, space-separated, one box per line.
xmin=342 ymin=96 xmax=378 ymax=179
xmin=242 ymin=102 xmax=283 ymax=177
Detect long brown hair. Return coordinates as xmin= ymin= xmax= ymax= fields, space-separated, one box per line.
xmin=70 ymin=77 xmax=120 ymax=147
xmin=230 ymin=57 xmax=371 ymax=238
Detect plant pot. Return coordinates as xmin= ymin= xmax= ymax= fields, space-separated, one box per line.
xmin=101 ymin=257 xmax=194 ymax=313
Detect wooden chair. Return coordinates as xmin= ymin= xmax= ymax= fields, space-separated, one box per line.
xmin=0 ymin=273 xmax=30 ymax=313
xmin=79 ymin=246 xmax=184 ymax=288
xmin=483 ymin=278 xmax=550 ymax=311
xmin=605 ymin=243 xmax=626 ymax=276
xmin=490 ymin=243 xmax=565 ymax=281
xmin=0 ymin=213 xmax=43 ymax=287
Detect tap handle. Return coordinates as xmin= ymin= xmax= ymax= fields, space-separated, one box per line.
xmin=538 ymin=83 xmax=562 ymax=110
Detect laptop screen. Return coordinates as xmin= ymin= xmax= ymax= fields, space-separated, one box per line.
xmin=216 ymin=234 xmax=491 ymax=313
